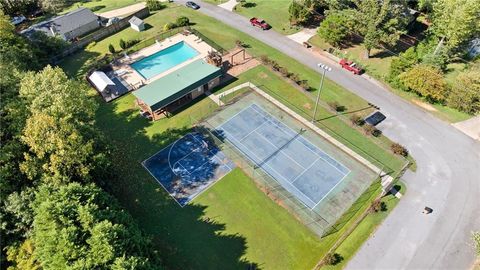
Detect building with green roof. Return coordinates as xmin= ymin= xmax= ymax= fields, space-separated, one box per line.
xmin=133 ymin=59 xmax=222 ymax=120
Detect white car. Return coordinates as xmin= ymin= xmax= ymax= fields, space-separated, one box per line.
xmin=11 ymin=15 xmax=26 ymax=26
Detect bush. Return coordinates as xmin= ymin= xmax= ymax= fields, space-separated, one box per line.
xmin=323 ymin=253 xmax=343 ymax=266
xmin=163 ymin=22 xmax=177 ymax=31
xmin=259 ymin=55 xmax=270 ymax=65
xmin=349 ymin=114 xmax=364 ymax=126
xmin=278 ymin=66 xmax=289 ymax=77
xmin=146 ymin=0 xmax=166 ymax=11
xmin=363 ymin=124 xmax=381 ymax=137
xmin=289 ymin=73 xmax=301 ymax=83
xmin=298 ymin=80 xmax=310 ymax=91
xmin=370 ymin=199 xmax=387 ymax=213
xmin=391 ymin=143 xmax=408 ymax=157
xmin=328 ymin=101 xmax=345 ymax=112
xmin=119 ymin=39 xmax=126 ymax=50
xmin=108 ymin=44 xmax=115 ymax=54
xmin=176 ymin=16 xmax=190 ymax=27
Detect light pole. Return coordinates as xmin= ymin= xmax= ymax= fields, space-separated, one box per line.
xmin=312 ymin=63 xmax=332 ymax=123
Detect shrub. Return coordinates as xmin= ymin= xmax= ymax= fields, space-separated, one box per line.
xmin=163 ymin=22 xmax=176 ymax=31
xmin=363 ymin=124 xmax=380 ymax=137
xmin=328 ymin=101 xmax=345 ymax=112
xmin=176 ymin=16 xmax=190 ymax=27
xmin=391 ymin=143 xmax=408 ymax=157
xmin=290 ymin=73 xmax=301 ymax=83
xmin=298 ymin=80 xmax=310 ymax=91
xmin=108 ymin=44 xmax=115 ymax=54
xmin=349 ymin=114 xmax=363 ymax=126
xmin=119 ymin=39 xmax=126 ymax=50
xmin=146 ymin=0 xmax=166 ymax=11
xmin=259 ymin=55 xmax=270 ymax=65
xmin=323 ymin=253 xmax=343 ymax=266
xmin=278 ymin=66 xmax=289 ymax=77
xmin=270 ymin=61 xmax=280 ymax=71
xmin=370 ymin=199 xmax=382 ymax=213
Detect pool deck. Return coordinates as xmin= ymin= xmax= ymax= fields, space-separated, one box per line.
xmin=112 ymin=33 xmax=215 ymax=89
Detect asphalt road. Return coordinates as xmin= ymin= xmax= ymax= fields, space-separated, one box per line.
xmin=178 ymin=1 xmax=480 ymax=269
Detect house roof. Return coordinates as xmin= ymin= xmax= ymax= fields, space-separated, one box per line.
xmin=21 ymin=8 xmax=98 ymax=38
xmin=128 ymin=16 xmax=143 ymax=26
xmin=89 ymin=71 xmax=115 ymax=91
xmin=133 ymin=59 xmax=222 ymax=111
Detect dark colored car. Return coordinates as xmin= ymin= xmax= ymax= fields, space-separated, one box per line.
xmin=186 ymin=1 xmax=200 ymax=9
xmin=364 ymin=111 xmax=386 ymax=126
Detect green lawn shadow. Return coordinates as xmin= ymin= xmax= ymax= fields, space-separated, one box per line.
xmin=95 ymin=95 xmax=259 ymax=269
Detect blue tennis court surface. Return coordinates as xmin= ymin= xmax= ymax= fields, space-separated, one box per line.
xmin=142 ymin=132 xmax=235 ymax=206
xmin=215 ymin=104 xmax=350 ymax=209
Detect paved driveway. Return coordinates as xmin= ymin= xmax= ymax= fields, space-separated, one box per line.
xmin=176 ymin=1 xmax=480 ymax=268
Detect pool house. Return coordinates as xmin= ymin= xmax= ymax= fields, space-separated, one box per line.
xmin=133 ymin=59 xmax=222 ymax=120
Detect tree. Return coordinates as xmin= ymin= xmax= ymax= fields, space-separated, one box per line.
xmin=176 ymin=16 xmax=190 ymax=27
xmin=352 ymin=0 xmax=409 ymax=57
xmin=31 ymin=183 xmax=158 ymax=269
xmin=0 ymin=0 xmax=37 ymax=16
xmin=289 ymin=0 xmax=312 ymax=25
xmin=119 ymin=39 xmax=126 ymax=50
xmin=0 ymin=13 xmax=40 ymax=70
xmin=146 ymin=0 xmax=165 ymax=11
xmin=447 ymin=67 xmax=480 ymax=114
xmin=18 ymin=66 xmax=108 ymax=184
xmin=430 ymin=0 xmax=480 ymax=57
xmin=108 ymin=44 xmax=115 ymax=54
xmin=6 ymin=239 xmax=40 ymax=270
xmin=38 ymin=0 xmax=68 ymax=13
xmin=317 ymin=10 xmax=354 ymax=47
xmin=473 ymin=231 xmax=480 ymax=256
xmin=399 ymin=64 xmax=449 ymax=102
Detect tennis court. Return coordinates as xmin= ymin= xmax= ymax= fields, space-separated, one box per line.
xmin=215 ymin=104 xmax=350 ymax=209
xmin=142 ymin=132 xmax=235 ymax=206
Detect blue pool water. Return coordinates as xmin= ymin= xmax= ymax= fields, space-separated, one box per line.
xmin=131 ymin=41 xmax=199 ymax=80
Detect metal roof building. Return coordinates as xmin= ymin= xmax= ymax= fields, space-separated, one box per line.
xmin=133 ymin=59 xmax=222 ymax=120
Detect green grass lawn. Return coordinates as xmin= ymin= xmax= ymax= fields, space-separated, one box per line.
xmin=94 ymin=92 xmax=328 ymax=269
xmin=202 ymin=0 xmax=229 ymax=4
xmin=62 ymin=0 xmax=140 ymax=13
xmin=308 ymin=35 xmax=472 ymax=123
xmin=233 ymin=0 xmax=301 ymax=35
xmin=321 ymin=182 xmax=405 ymax=269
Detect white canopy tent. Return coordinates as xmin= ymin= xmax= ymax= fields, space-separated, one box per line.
xmin=89 ymin=71 xmax=115 ymax=92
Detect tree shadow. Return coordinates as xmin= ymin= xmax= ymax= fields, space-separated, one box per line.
xmin=90 ymin=5 xmax=106 ymax=12
xmin=94 ymin=95 xmax=259 ymax=269
xmin=242 ymin=2 xmax=257 ymax=8
xmin=143 ymin=23 xmax=154 ymax=31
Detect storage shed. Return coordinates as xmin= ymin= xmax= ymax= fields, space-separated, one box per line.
xmin=128 ymin=16 xmax=145 ymax=32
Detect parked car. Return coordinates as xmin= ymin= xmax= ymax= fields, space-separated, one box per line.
xmin=339 ymin=58 xmax=364 ymax=75
xmin=250 ymin=17 xmax=270 ymax=30
xmin=11 ymin=15 xmax=26 ymax=26
xmin=364 ymin=111 xmax=386 ymax=126
xmin=186 ymin=1 xmax=200 ymax=9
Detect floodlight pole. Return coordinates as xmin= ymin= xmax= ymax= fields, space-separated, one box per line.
xmin=312 ymin=63 xmax=331 ymax=123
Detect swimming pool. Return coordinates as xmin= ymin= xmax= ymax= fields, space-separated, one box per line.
xmin=131 ymin=41 xmax=199 ymax=80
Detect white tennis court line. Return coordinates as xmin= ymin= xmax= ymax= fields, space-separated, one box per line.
xmin=311 ymin=171 xmax=351 ymax=209
xmin=219 ymin=103 xmax=353 ymax=209
xmin=218 ymin=125 xmax=317 ymax=208
xmin=249 ymin=103 xmax=351 ymax=176
xmin=291 ymin=156 xmax=321 ymax=184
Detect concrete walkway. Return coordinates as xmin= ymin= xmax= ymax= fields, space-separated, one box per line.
xmin=96 ymin=3 xmax=146 ymax=19
xmin=453 ymin=115 xmax=480 ymax=141
xmin=218 ymin=0 xmax=237 ymax=11
xmin=286 ymin=27 xmax=318 ymax=44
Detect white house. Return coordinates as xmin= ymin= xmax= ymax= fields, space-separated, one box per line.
xmin=128 ymin=16 xmax=145 ymax=32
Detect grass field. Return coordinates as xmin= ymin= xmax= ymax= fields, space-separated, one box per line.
xmin=320 ymin=182 xmax=405 ymax=269
xmin=62 ymin=0 xmax=139 ymax=13
xmin=308 ymin=35 xmax=472 ymax=123
xmin=59 ymin=4 xmax=412 ymax=268
xmin=234 ymin=0 xmax=301 ymax=35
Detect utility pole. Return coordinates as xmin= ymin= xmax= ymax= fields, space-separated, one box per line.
xmin=312 ymin=63 xmax=332 ymax=123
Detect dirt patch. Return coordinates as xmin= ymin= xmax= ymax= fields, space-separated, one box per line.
xmin=258 ymin=72 xmax=269 ymax=79
xmin=224 ymin=49 xmax=260 ymax=77
xmin=412 ymin=99 xmax=437 ymax=112
xmin=303 ymin=103 xmax=312 ymax=110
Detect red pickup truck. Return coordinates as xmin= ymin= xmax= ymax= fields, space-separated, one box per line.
xmin=339 ymin=59 xmax=364 ymax=75
xmin=250 ymin=17 xmax=270 ymax=30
